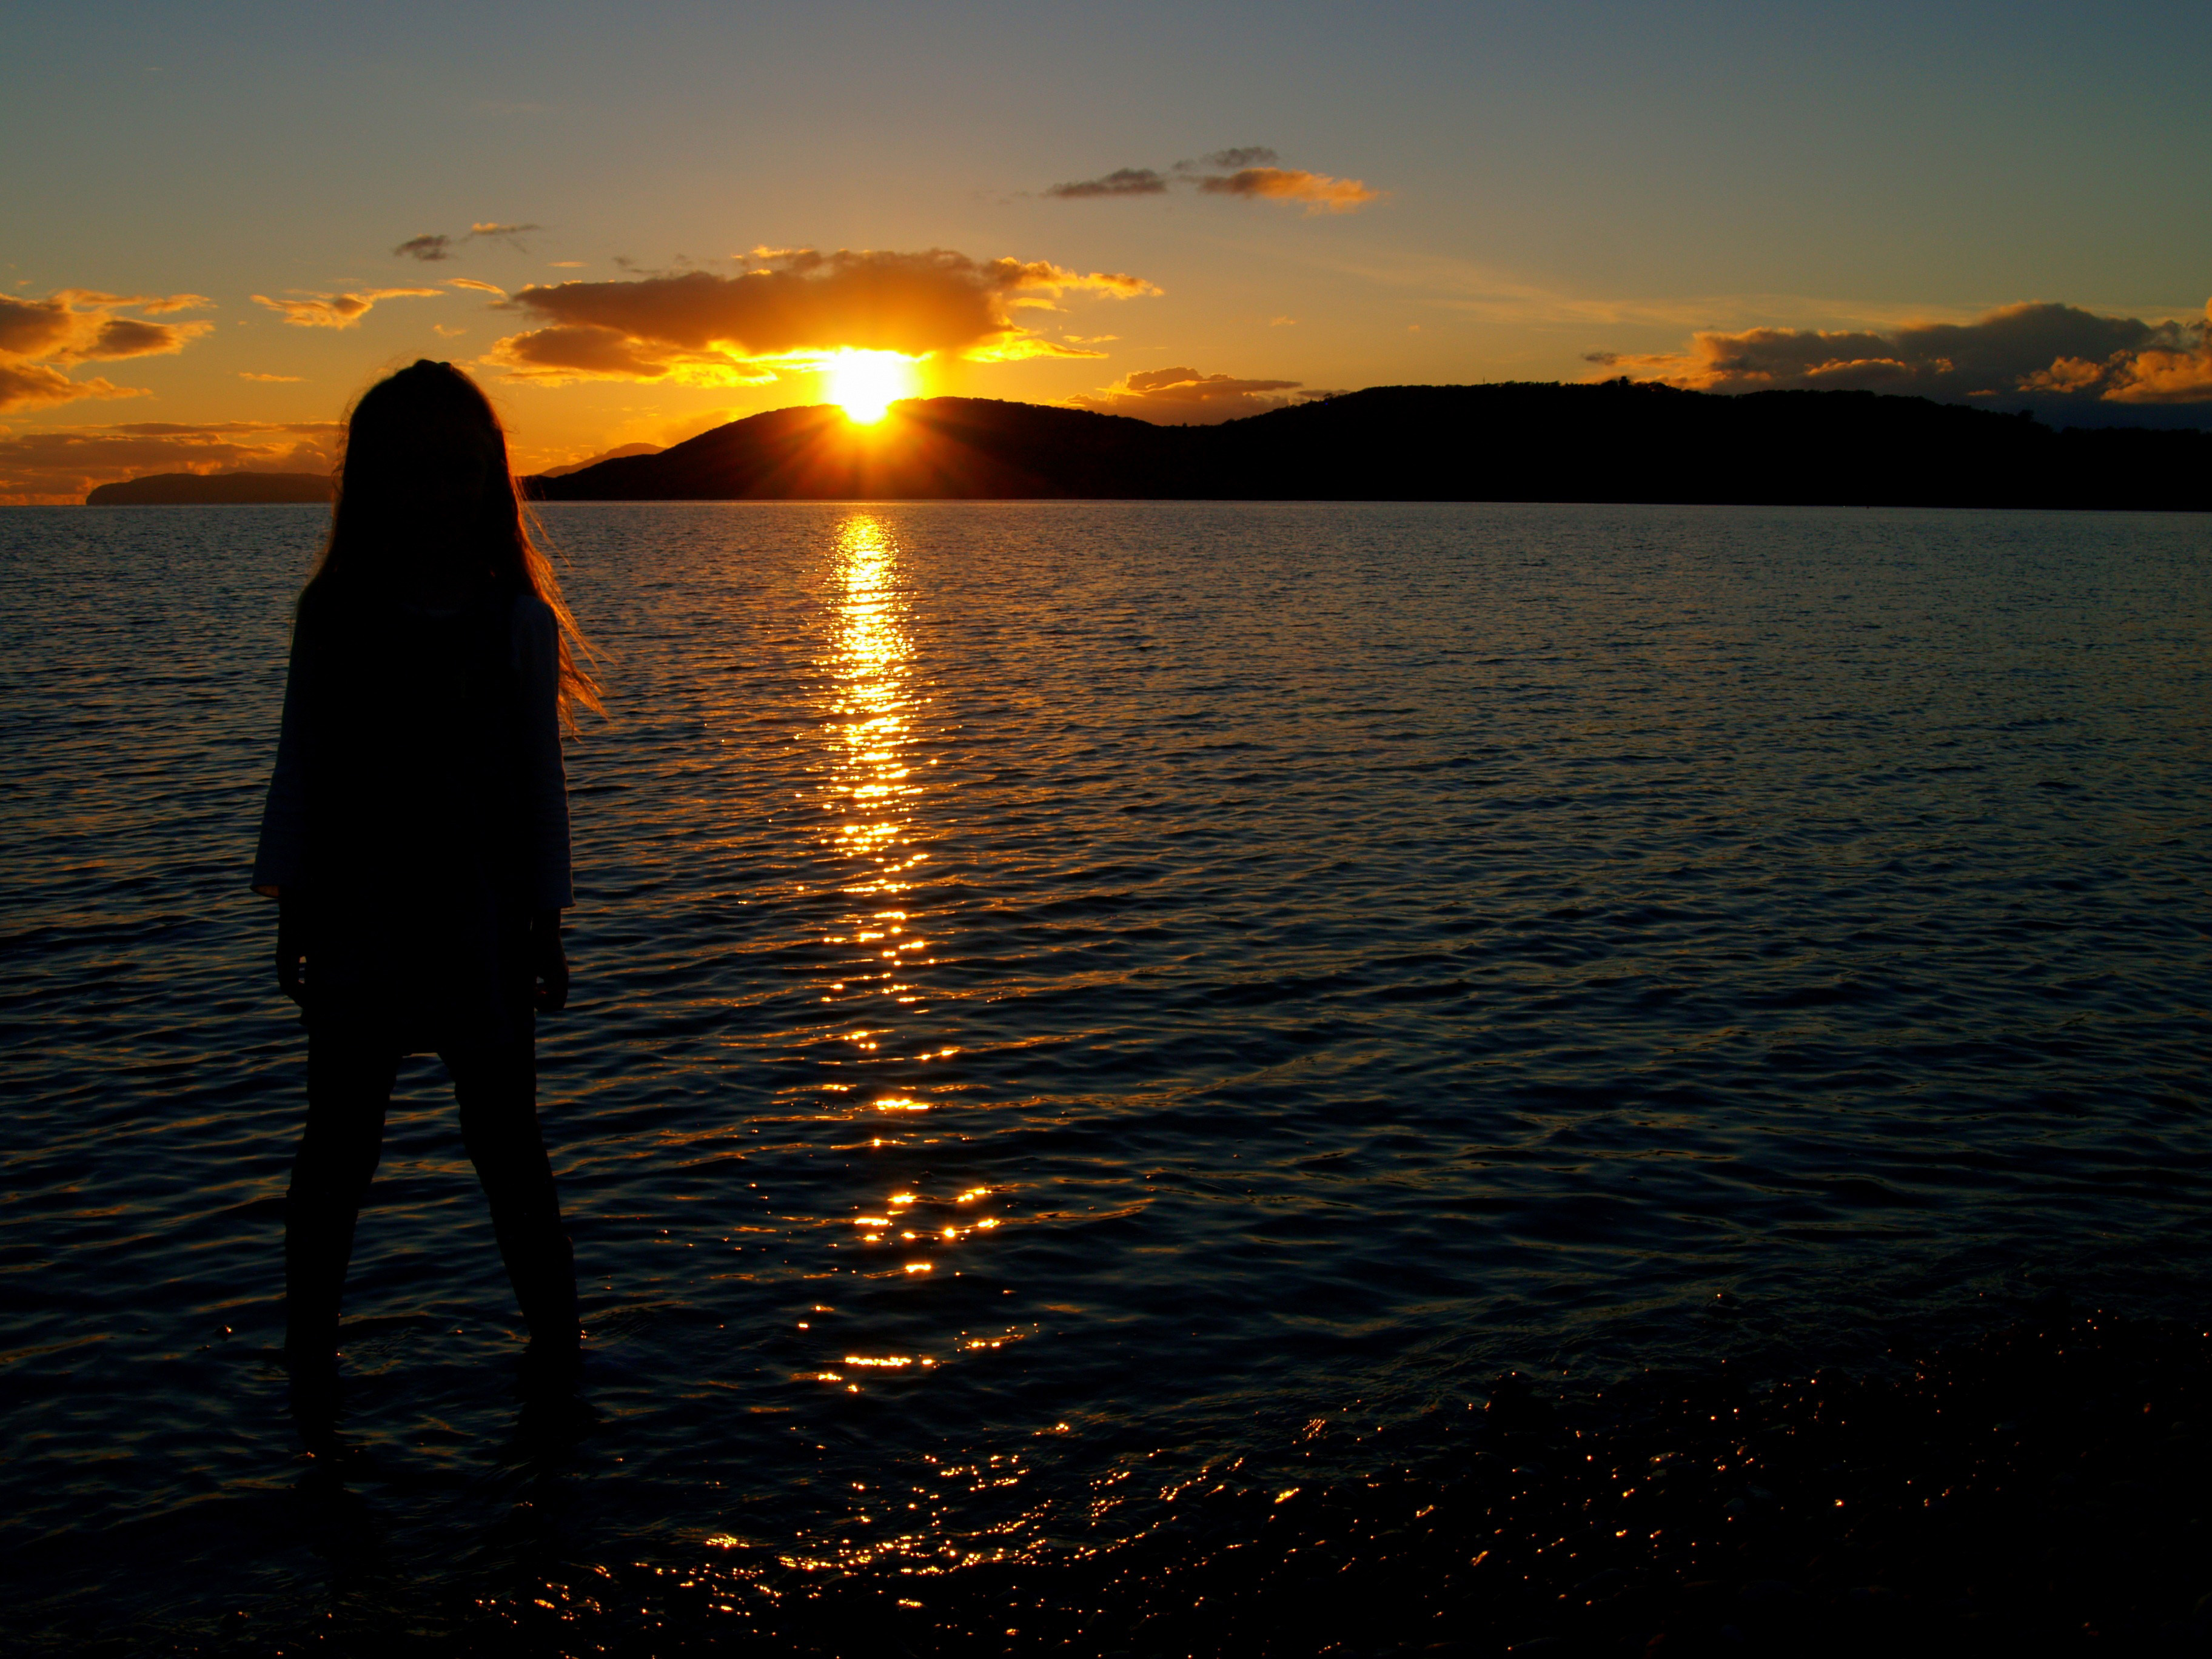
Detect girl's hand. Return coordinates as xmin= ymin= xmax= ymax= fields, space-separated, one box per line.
xmin=275 ymin=895 xmax=309 ymax=1008
xmin=532 ymin=910 xmax=570 ymax=1013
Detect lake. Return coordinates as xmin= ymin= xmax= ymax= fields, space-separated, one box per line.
xmin=2 ymin=500 xmax=2208 ymax=1652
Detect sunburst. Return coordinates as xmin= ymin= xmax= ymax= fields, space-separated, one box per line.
xmin=824 ymin=350 xmax=916 ymax=423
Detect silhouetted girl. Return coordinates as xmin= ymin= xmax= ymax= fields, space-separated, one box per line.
xmin=252 ymin=360 xmax=600 ymax=1382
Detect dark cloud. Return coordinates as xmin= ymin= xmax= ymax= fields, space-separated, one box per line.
xmin=0 ymin=290 xmax=214 ymax=412
xmin=250 ymin=287 xmax=443 ymax=328
xmin=1045 ymin=167 xmax=1169 ymax=199
xmin=1188 ymin=147 xmax=1279 ymax=170
xmin=1591 ymin=300 xmax=2212 ymax=412
xmin=469 ymin=221 xmax=542 ymax=250
xmin=487 ymin=247 xmax=1159 ymax=384
xmin=1069 ymin=365 xmax=1313 ymax=423
xmin=1047 ymin=150 xmax=1379 ymax=213
xmin=496 ymin=323 xmax=694 ymax=381
xmin=0 ymin=419 xmax=341 ymax=504
xmin=76 ymin=317 xmax=193 ymax=360
xmin=395 ymin=223 xmax=541 ymax=260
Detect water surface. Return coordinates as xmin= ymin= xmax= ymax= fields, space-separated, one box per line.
xmin=2 ymin=500 xmax=2208 ymax=1649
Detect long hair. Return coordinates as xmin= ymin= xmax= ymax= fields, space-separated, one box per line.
xmin=307 ymin=359 xmax=603 ymax=728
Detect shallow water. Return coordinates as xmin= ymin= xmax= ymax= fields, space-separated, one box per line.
xmin=2 ymin=500 xmax=2208 ymax=1650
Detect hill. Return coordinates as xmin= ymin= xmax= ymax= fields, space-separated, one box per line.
xmin=539 ymin=442 xmax=665 ymax=478
xmin=525 ymin=383 xmax=2211 ymax=511
xmin=85 ymin=471 xmax=335 ymax=506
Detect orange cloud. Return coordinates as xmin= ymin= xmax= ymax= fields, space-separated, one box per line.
xmin=2018 ymin=357 xmax=2105 ymax=394
xmin=250 ymin=287 xmax=443 ymax=328
xmin=0 ymin=418 xmax=341 ymax=504
xmin=0 ymin=363 xmax=145 ymax=414
xmin=0 ymin=289 xmax=214 ymax=412
xmin=2101 ymin=315 xmax=2212 ymax=403
xmin=486 ymin=247 xmax=1158 ymax=386
xmin=1070 ymin=365 xmax=1322 ymax=423
xmin=1588 ymin=299 xmax=2212 ymax=412
xmin=1196 ymin=168 xmax=1379 ymax=213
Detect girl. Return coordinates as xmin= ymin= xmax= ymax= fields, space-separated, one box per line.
xmin=252 ymin=359 xmax=600 ymax=1382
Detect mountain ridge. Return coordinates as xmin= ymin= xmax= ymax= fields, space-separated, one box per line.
xmin=523 ymin=383 xmax=2212 ymax=511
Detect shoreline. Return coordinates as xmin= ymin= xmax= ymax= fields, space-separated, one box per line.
xmin=23 ymin=1304 xmax=2211 ymax=1657
xmin=502 ymin=1305 xmax=2212 ymax=1657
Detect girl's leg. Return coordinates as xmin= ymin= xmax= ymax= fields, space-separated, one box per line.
xmin=287 ymin=1028 xmax=400 ymax=1367
xmin=448 ymin=1029 xmax=578 ymax=1351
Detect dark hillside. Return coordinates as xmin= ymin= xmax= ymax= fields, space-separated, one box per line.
xmin=1213 ymin=383 xmax=2209 ymax=509
xmin=524 ymin=382 xmax=2211 ymax=510
xmin=529 ymin=400 xmax=1182 ymax=501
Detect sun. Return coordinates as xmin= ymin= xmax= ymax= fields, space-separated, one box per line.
xmin=824 ymin=350 xmax=917 ymax=424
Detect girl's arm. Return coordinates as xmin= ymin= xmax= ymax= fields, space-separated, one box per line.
xmin=252 ymin=611 xmax=313 ymax=899
xmin=514 ymin=595 xmax=575 ymax=1012
xmin=512 ymin=594 xmax=575 ymax=912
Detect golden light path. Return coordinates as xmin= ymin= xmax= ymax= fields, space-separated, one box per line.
xmin=762 ymin=517 xmax=1041 ymax=1581
xmin=823 ymin=348 xmax=918 ymax=423
xmin=822 ymin=512 xmax=922 ymax=933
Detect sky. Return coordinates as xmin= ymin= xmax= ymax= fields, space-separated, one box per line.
xmin=5 ymin=0 xmax=2210 ymax=500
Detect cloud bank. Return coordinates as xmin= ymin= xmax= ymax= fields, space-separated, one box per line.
xmin=0 ymin=419 xmax=341 ymax=504
xmin=1588 ymin=299 xmax=2212 ymax=412
xmin=486 ymin=247 xmax=1159 ymax=385
xmin=1070 ymin=366 xmax=1328 ymax=423
xmin=1047 ymin=148 xmax=1381 ymax=214
xmin=0 ymin=289 xmax=215 ymax=413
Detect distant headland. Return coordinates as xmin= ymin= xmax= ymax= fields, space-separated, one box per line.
xmin=526 ymin=383 xmax=2212 ymax=512
xmin=85 ymin=471 xmax=335 ymax=506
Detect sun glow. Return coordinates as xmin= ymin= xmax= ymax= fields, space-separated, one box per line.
xmin=825 ymin=350 xmax=917 ymax=423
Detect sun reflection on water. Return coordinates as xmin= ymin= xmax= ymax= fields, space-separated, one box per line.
xmin=777 ymin=514 xmax=1040 ymax=1573
xmin=811 ymin=515 xmax=940 ymax=1127
xmin=822 ymin=514 xmax=919 ymax=875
